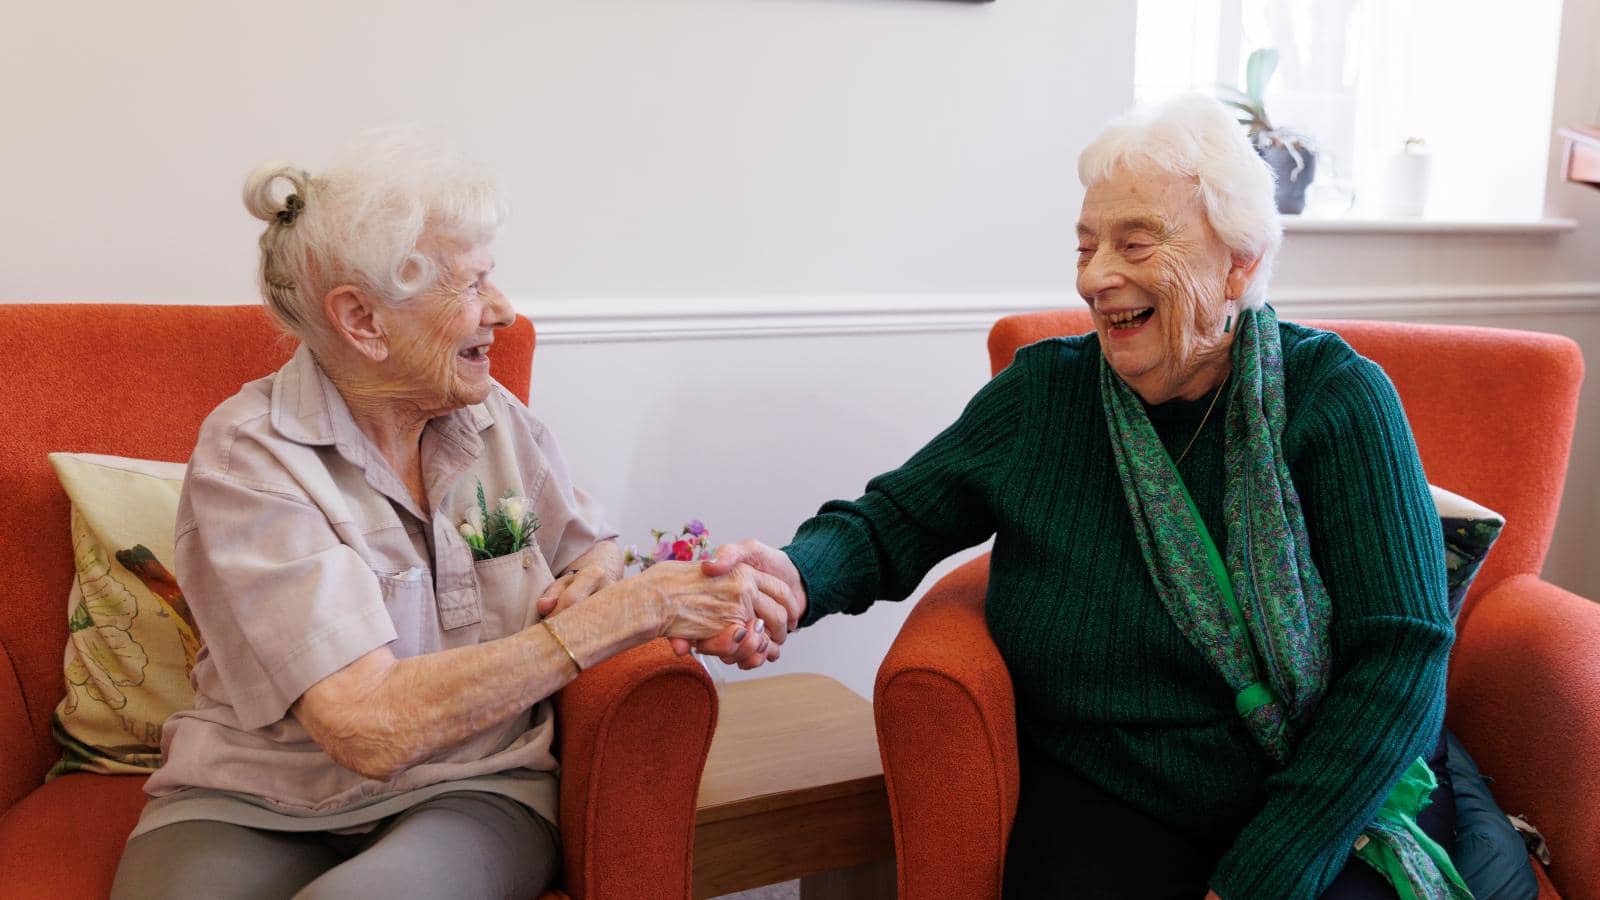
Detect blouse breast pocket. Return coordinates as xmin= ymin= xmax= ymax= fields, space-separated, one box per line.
xmin=472 ymin=548 xmax=555 ymax=641
xmin=374 ymin=567 xmax=432 ymax=658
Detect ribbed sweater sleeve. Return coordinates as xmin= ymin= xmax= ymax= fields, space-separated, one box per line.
xmin=1209 ymin=350 xmax=1454 ymax=899
xmin=784 ymin=353 xmax=1027 ymax=626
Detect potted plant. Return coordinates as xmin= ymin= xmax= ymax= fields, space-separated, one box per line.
xmin=1220 ymin=48 xmax=1317 ymax=214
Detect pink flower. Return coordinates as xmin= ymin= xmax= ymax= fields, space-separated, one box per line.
xmin=626 ymin=520 xmax=716 ymax=573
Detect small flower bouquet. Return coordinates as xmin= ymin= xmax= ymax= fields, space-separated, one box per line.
xmin=623 ymin=520 xmax=711 ymax=571
xmin=458 ymin=482 xmax=540 ymax=561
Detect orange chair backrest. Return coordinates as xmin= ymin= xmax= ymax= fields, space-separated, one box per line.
xmin=0 ymin=303 xmax=534 ymax=793
xmin=988 ymin=309 xmax=1583 ymax=614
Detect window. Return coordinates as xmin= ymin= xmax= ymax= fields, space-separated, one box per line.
xmin=1135 ymin=0 xmax=1566 ymax=221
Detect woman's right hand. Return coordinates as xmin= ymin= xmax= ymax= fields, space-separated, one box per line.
xmin=670 ymin=540 xmax=807 ymax=668
xmin=627 ymin=561 xmax=795 ymax=658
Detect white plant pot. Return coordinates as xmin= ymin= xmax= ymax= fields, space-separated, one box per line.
xmin=1382 ymin=151 xmax=1432 ymax=217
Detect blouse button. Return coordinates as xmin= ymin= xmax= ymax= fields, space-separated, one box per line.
xmin=521 ymin=553 xmax=533 ymax=569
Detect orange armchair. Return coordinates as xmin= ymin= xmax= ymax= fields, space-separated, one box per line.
xmin=0 ymin=304 xmax=717 ymax=900
xmin=874 ymin=311 xmax=1591 ymax=899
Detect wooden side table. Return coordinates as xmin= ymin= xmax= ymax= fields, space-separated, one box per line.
xmin=694 ymin=674 xmax=895 ymax=899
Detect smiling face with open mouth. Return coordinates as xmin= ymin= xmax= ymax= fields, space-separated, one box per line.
xmin=1076 ymin=165 xmax=1257 ymax=405
xmin=382 ymin=237 xmax=515 ymax=413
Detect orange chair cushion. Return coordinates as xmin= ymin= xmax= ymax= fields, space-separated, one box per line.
xmin=0 ymin=774 xmax=148 ymax=898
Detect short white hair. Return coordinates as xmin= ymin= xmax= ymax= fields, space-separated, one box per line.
xmin=242 ymin=129 xmax=508 ymax=342
xmin=1077 ymin=95 xmax=1282 ymax=309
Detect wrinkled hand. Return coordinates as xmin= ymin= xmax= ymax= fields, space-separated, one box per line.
xmin=536 ymin=541 xmax=623 ymax=619
xmin=668 ymin=540 xmax=807 ymax=670
xmin=638 ymin=560 xmax=795 ymax=660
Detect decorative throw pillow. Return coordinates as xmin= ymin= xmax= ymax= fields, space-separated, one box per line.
xmin=1429 ymin=484 xmax=1505 ymax=620
xmin=48 ymin=452 xmax=199 ymax=778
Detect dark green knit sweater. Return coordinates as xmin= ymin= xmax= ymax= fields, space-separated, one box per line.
xmin=784 ymin=320 xmax=1453 ymax=899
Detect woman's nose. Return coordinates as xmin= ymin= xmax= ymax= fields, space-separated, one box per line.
xmin=484 ymin=286 xmax=515 ymax=329
xmin=1077 ymin=248 xmax=1123 ymax=300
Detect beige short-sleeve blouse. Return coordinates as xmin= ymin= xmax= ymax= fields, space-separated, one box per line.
xmin=134 ymin=345 xmax=615 ymax=837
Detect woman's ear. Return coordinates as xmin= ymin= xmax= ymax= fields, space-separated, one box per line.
xmin=323 ymin=286 xmax=389 ymax=362
xmin=1225 ymin=252 xmax=1264 ymax=303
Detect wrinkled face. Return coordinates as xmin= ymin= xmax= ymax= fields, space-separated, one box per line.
xmin=379 ymin=236 xmax=514 ymax=412
xmin=1076 ymin=166 xmax=1244 ymax=403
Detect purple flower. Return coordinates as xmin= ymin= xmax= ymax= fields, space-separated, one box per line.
xmin=654 ymin=540 xmax=673 ymax=561
xmin=685 ymin=519 xmax=707 ymax=536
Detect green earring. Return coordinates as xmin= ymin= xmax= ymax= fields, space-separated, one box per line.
xmin=1223 ymin=313 xmax=1232 ymax=333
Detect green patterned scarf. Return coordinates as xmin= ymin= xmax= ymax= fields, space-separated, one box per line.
xmin=1100 ymin=305 xmax=1469 ymax=900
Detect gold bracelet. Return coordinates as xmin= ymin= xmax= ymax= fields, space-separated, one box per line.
xmin=541 ymin=620 xmax=582 ymax=673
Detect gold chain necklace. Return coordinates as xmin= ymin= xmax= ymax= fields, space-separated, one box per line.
xmin=1173 ymin=376 xmax=1228 ymax=467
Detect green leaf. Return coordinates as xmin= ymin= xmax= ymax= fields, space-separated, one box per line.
xmin=1216 ymin=84 xmax=1252 ymax=103
xmin=1245 ymin=47 xmax=1279 ymax=106
xmin=68 ymin=599 xmax=94 ymax=633
xmin=1219 ymin=98 xmax=1263 ymax=117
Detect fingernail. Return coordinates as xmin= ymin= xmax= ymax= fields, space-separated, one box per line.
xmin=754 ymin=618 xmax=766 ymax=632
xmin=733 ymin=627 xmax=748 ymax=644
xmin=758 ymin=636 xmax=771 ymax=653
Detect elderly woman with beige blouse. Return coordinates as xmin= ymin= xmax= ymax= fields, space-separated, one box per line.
xmin=109 ymin=134 xmax=793 ymax=900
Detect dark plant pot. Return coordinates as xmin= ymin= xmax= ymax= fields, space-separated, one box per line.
xmin=1258 ymin=143 xmax=1317 ymax=214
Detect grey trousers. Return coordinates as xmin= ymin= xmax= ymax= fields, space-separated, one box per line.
xmin=110 ymin=791 xmax=560 ymax=900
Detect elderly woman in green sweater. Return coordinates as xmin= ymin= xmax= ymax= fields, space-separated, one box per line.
xmin=699 ymin=96 xmax=1466 ymax=899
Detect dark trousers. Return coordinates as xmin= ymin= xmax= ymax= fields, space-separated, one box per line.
xmin=1002 ymin=735 xmax=1454 ymax=899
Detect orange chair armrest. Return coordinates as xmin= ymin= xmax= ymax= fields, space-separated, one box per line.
xmin=553 ymin=639 xmax=717 ymax=900
xmin=874 ymin=556 xmax=1018 ymax=900
xmin=1448 ymin=574 xmax=1600 ymax=900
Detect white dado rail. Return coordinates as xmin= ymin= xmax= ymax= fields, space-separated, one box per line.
xmin=515 ymin=282 xmax=1600 ymax=344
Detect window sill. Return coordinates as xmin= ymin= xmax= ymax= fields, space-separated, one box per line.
xmin=1281 ymin=216 xmax=1578 ymax=235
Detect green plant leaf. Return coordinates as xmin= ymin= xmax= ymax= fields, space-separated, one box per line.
xmin=1217 ymin=84 xmax=1252 ymax=103
xmin=1219 ymin=98 xmax=1263 ymax=117
xmin=1245 ymin=47 xmax=1279 ymax=106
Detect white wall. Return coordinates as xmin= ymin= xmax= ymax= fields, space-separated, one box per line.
xmin=0 ymin=0 xmax=1118 ymax=301
xmin=3 ymin=0 xmax=1596 ymax=701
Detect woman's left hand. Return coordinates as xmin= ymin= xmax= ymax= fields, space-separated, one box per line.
xmin=536 ymin=541 xmax=623 ymax=618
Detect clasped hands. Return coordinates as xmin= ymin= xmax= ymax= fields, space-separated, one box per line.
xmin=532 ymin=538 xmax=804 ymax=670
xmin=670 ymin=540 xmax=805 ymax=670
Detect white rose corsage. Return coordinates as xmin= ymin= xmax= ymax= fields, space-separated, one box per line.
xmin=458 ymin=481 xmax=540 ymax=561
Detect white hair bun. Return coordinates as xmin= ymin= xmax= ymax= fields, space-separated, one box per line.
xmin=241 ymin=161 xmax=310 ymax=223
